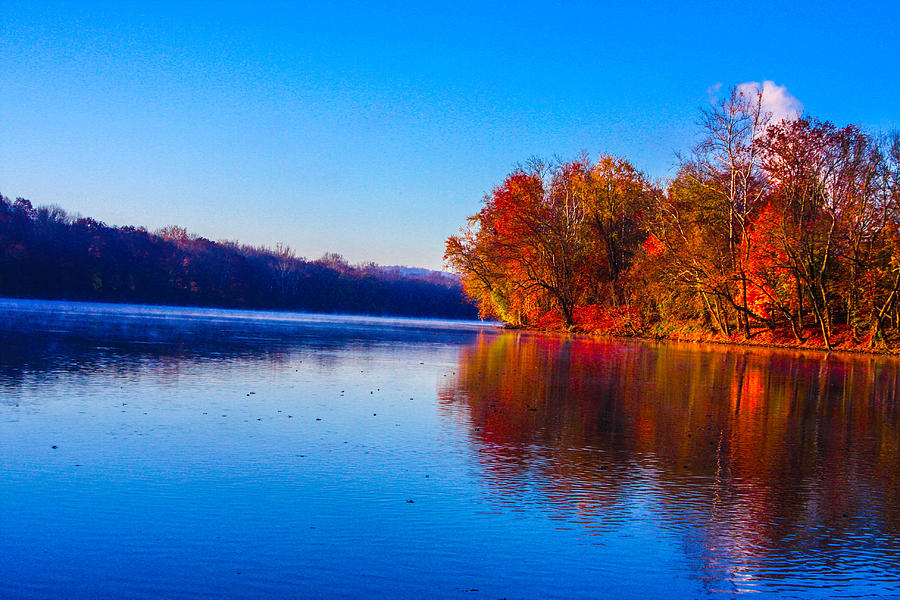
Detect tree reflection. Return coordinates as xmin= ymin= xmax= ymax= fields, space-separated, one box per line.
xmin=439 ymin=332 xmax=900 ymax=589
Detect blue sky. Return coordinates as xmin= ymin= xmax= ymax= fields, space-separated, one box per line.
xmin=1 ymin=1 xmax=898 ymax=270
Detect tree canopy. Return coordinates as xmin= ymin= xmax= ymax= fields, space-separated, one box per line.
xmin=0 ymin=197 xmax=478 ymax=320
xmin=446 ymin=88 xmax=900 ymax=350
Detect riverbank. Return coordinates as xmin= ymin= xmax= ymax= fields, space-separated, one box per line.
xmin=642 ymin=326 xmax=897 ymax=356
xmin=506 ymin=320 xmax=900 ymax=357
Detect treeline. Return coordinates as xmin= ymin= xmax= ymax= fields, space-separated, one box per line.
xmin=445 ymin=87 xmax=900 ymax=350
xmin=0 ymin=197 xmax=477 ymax=319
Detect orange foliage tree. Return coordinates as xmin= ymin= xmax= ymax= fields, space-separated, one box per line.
xmin=446 ymin=89 xmax=900 ymax=350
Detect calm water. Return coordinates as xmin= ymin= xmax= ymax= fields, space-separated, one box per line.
xmin=2 ymin=299 xmax=899 ymax=599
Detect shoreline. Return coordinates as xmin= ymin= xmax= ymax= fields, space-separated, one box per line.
xmin=502 ymin=323 xmax=900 ymax=358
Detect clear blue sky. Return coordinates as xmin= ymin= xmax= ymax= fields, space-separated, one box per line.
xmin=2 ymin=1 xmax=897 ymax=270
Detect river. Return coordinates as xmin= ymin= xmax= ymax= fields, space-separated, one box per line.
xmin=1 ymin=299 xmax=898 ymax=598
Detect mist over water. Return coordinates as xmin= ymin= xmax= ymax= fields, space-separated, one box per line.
xmin=2 ymin=299 xmax=899 ymax=598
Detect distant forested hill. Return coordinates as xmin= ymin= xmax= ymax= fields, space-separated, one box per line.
xmin=0 ymin=194 xmax=478 ymax=319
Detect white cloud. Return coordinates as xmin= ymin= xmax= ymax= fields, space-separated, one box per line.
xmin=735 ymin=80 xmax=803 ymax=123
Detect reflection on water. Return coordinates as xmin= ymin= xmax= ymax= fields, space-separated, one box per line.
xmin=3 ymin=299 xmax=900 ymax=598
xmin=439 ymin=332 xmax=900 ymax=595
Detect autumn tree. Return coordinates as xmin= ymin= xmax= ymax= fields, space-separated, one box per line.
xmin=445 ymin=160 xmax=589 ymax=327
xmin=868 ymin=134 xmax=900 ymax=343
xmin=582 ymin=156 xmax=654 ymax=307
xmin=447 ymin=102 xmax=900 ymax=351
xmin=757 ymin=118 xmax=884 ymax=348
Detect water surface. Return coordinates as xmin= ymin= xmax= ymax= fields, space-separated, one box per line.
xmin=2 ymin=299 xmax=899 ymax=598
